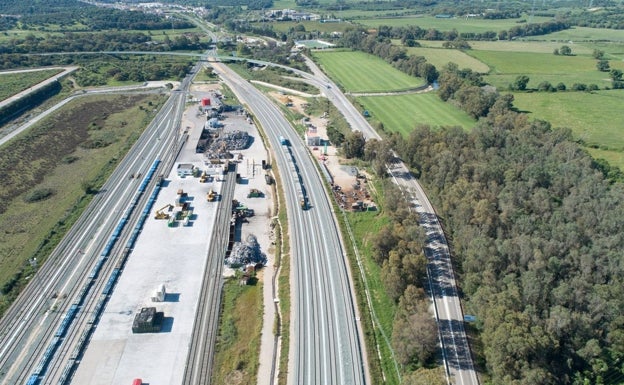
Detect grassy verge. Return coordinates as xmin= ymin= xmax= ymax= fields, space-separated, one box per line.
xmin=212 ymin=276 xmax=263 ymax=385
xmin=264 ymin=150 xmax=291 ymax=385
xmin=0 ymin=92 xmax=166 ymax=316
xmin=224 ymin=62 xmax=316 ymax=94
xmin=0 ymin=69 xmax=63 ymax=101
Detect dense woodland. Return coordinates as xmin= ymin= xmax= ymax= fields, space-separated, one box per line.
xmin=382 ymin=104 xmax=624 ymax=384
xmin=0 ymin=0 xmax=193 ymax=31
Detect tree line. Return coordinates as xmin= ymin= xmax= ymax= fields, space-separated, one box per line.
xmin=0 ymin=31 xmax=209 ymax=55
xmin=359 ymin=19 xmax=570 ymax=43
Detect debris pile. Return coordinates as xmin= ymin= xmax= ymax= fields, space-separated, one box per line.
xmin=203 ymin=131 xmax=251 ymax=161
xmin=225 ymin=234 xmax=267 ymax=268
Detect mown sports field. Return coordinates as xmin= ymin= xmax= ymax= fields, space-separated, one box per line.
xmin=312 ymin=50 xmax=474 ymax=133
xmin=359 ymin=93 xmax=475 ymax=135
xmin=312 ymin=50 xmax=426 ymax=92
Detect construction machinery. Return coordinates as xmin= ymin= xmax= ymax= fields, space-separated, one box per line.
xmin=154 ymin=204 xmax=173 ymax=219
xmin=207 ymin=189 xmax=216 ymax=202
xmin=199 ymin=171 xmax=207 ymax=183
xmin=247 ymin=188 xmax=263 ymax=198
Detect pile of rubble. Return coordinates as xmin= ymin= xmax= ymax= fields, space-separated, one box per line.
xmin=225 ymin=234 xmax=267 ymax=268
xmin=203 ymin=130 xmax=251 ymax=160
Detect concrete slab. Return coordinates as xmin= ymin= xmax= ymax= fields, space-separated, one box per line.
xmin=73 ymin=83 xmax=275 ymax=385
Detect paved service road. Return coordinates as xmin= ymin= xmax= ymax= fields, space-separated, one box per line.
xmin=212 ymin=62 xmax=368 ymax=385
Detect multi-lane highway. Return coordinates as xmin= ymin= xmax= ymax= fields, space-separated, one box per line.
xmin=0 ymin=81 xmax=188 ymax=385
xmin=211 ymin=61 xmax=368 ymax=385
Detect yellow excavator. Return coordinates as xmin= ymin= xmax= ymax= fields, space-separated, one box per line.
xmin=154 ymin=204 xmax=173 ymax=219
xmin=207 ymin=189 xmax=216 ymax=202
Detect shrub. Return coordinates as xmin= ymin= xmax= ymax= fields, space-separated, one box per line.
xmin=24 ymin=188 xmax=55 ymax=203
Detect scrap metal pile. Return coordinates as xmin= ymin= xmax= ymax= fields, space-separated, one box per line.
xmin=203 ymin=130 xmax=251 ymax=160
xmin=225 ymin=234 xmax=267 ymax=268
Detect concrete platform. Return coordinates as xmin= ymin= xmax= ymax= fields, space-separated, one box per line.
xmin=72 ymin=83 xmax=275 ymax=385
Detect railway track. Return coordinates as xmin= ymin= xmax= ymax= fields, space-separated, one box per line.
xmin=182 ymin=162 xmax=236 ymax=385
xmin=0 ymin=90 xmax=186 ymax=385
xmin=212 ymin=61 xmax=367 ymax=385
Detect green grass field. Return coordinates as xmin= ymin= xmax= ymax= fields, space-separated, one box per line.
xmin=356 ymin=15 xmax=553 ymax=33
xmin=212 ymin=278 xmax=262 ymax=385
xmin=468 ymin=40 xmax=595 ymax=54
xmin=345 ymin=209 xmax=400 ymax=384
xmin=467 ymin=50 xmax=624 ymax=89
xmin=529 ymin=26 xmax=624 ymax=43
xmin=0 ymin=69 xmax=63 ymax=101
xmin=512 ymin=90 xmax=624 ymax=152
xmin=359 ymin=93 xmax=475 ymax=135
xmin=313 ymin=50 xmax=425 ymax=92
xmin=405 ymin=46 xmax=490 ymax=73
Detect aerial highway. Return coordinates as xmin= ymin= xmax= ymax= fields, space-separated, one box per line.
xmin=211 ymin=61 xmax=368 ymax=385
xmin=0 ymin=80 xmax=188 ymax=385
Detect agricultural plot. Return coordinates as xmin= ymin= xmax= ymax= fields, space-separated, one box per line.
xmin=468 ymin=50 xmax=624 ymax=89
xmin=512 ymin=90 xmax=624 ymax=151
xmin=356 ymin=15 xmax=552 ymax=33
xmin=529 ymin=26 xmax=624 ymax=43
xmin=405 ymin=47 xmax=490 ymax=73
xmin=468 ymin=40 xmax=594 ymax=55
xmin=359 ymin=93 xmax=475 ymax=136
xmin=313 ymin=50 xmax=425 ymax=92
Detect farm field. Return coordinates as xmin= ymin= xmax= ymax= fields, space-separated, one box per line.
xmin=313 ymin=50 xmax=425 ymax=92
xmin=512 ymin=90 xmax=624 ymax=168
xmin=529 ymin=26 xmax=624 ymax=43
xmin=356 ymin=15 xmax=553 ymax=33
xmin=0 ymin=93 xmax=166 ymax=316
xmin=359 ymin=92 xmax=475 ymax=136
xmin=467 ymin=50 xmax=624 ymax=89
xmin=468 ymin=40 xmax=595 ymax=54
xmin=260 ymin=20 xmax=353 ymax=33
xmin=0 ymin=69 xmax=63 ymax=101
xmin=405 ymin=46 xmax=490 ymax=73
